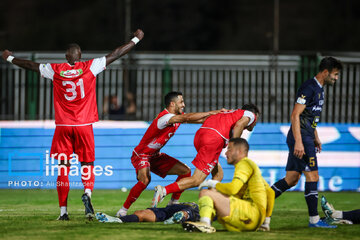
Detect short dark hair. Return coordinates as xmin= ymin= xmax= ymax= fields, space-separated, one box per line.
xmin=319 ymin=57 xmax=342 ymax=72
xmin=164 ymin=91 xmax=182 ymax=107
xmin=66 ymin=43 xmax=81 ymax=52
xmin=229 ymin=138 xmax=249 ymax=152
xmin=242 ymin=103 xmax=260 ymax=116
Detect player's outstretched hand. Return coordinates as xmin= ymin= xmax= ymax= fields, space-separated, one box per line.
xmin=2 ymin=50 xmax=12 ymax=61
xmin=198 ymin=180 xmax=219 ymax=190
xmin=134 ymin=29 xmax=144 ymax=41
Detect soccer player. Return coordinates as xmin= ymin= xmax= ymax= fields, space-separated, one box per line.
xmin=96 ymin=202 xmax=200 ymax=224
xmin=182 ymin=138 xmax=274 ymax=233
xmin=271 ymin=57 xmax=342 ymax=228
xmin=1 ymin=29 xmax=144 ymax=220
xmin=116 ymin=91 xmax=225 ymax=217
xmin=321 ymin=196 xmax=359 ymax=224
xmin=151 ymin=104 xmax=260 ymax=208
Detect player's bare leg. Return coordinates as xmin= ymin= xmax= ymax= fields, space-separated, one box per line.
xmin=284 ymin=171 xmax=302 ymax=186
xmin=118 ymin=167 xmax=150 ymax=216
xmin=177 ymin=168 xmax=208 ymax=190
xmin=271 ymin=171 xmax=300 ymax=198
xmin=165 ymin=162 xmax=191 ymax=205
xmin=211 ymin=163 xmax=223 ymax=182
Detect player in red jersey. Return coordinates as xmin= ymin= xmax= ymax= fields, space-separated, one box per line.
xmin=151 ymin=103 xmax=260 ymax=207
xmin=116 ymin=91 xmax=225 ymax=217
xmin=2 ymin=29 xmax=144 ymax=220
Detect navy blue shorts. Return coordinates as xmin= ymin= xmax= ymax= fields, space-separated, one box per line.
xmin=148 ymin=203 xmax=199 ymax=222
xmin=286 ymin=132 xmax=318 ymax=172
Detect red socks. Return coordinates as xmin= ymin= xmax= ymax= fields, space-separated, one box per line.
xmin=57 ymin=165 xmax=95 ymax=207
xmin=81 ymin=165 xmax=95 ymax=191
xmin=57 ymin=166 xmax=70 ymax=207
xmin=170 ymin=172 xmax=191 ymax=200
xmin=123 ymin=181 xmax=147 ymax=209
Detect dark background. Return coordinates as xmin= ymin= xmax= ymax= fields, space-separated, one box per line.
xmin=0 ymin=0 xmax=359 ymax=52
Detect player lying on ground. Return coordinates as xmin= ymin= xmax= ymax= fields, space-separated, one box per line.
xmin=321 ymin=196 xmax=360 ymax=224
xmin=96 ymin=202 xmax=199 ymax=224
xmin=182 ymin=138 xmax=274 ymax=233
xmin=117 ymin=91 xmax=226 ymax=217
xmin=2 ymin=29 xmax=144 ymax=221
xmin=151 ymin=104 xmax=260 ymax=208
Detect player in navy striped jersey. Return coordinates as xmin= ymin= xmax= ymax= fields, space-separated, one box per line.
xmin=271 ymin=57 xmax=342 ymax=228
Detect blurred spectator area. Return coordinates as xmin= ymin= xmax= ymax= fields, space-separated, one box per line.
xmin=0 ymin=52 xmax=359 ymax=123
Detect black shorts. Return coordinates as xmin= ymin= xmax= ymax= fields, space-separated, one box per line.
xmin=148 ymin=203 xmax=199 ymax=222
xmin=286 ymin=132 xmax=318 ymax=172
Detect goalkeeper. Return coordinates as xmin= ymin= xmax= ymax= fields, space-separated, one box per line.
xmin=96 ymin=202 xmax=199 ymax=224
xmin=183 ymin=138 xmax=274 ymax=233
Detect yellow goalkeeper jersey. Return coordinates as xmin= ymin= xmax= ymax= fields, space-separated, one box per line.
xmin=215 ymin=157 xmax=272 ymax=218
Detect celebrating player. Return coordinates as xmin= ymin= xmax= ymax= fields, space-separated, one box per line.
xmin=116 ymin=91 xmax=225 ymax=217
xmin=183 ymin=138 xmax=274 ymax=233
xmin=151 ymin=104 xmax=260 ymax=208
xmin=271 ymin=57 xmax=342 ymax=228
xmin=97 ymin=202 xmax=199 ymax=224
xmin=1 ymin=29 xmax=144 ymax=220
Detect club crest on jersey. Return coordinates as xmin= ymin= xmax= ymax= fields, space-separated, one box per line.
xmin=296 ymin=95 xmax=306 ymax=104
xmin=60 ymin=69 xmax=83 ymax=78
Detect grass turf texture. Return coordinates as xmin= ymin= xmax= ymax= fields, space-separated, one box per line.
xmin=0 ymin=190 xmax=359 ymax=240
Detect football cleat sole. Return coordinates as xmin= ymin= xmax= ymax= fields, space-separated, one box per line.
xmin=182 ymin=221 xmax=216 ymax=233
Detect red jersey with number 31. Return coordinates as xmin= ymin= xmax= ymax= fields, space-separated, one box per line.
xmin=39 ymin=57 xmax=106 ymax=125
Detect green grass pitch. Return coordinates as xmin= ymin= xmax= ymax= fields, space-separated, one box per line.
xmin=0 ymin=189 xmax=359 ymax=240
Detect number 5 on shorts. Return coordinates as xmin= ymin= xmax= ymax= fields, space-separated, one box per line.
xmin=309 ymin=157 xmax=315 ymax=167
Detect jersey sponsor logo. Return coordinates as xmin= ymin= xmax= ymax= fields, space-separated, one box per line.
xmin=312 ymin=106 xmax=322 ymax=111
xmin=60 ymin=69 xmax=84 ymax=78
xmin=147 ymin=138 xmax=163 ymax=150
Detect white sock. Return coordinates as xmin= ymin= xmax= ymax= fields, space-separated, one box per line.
xmin=168 ymin=198 xmax=179 ymax=205
xmin=60 ymin=206 xmax=67 ymax=216
xmin=200 ymin=217 xmax=211 ymax=226
xmin=309 ymin=215 xmax=320 ymax=224
xmin=332 ymin=210 xmax=343 ymax=219
xmin=163 ymin=187 xmax=167 ymax=195
xmin=85 ymin=188 xmax=92 ymax=198
xmin=264 ymin=217 xmax=271 ymax=225
xmin=116 ymin=207 xmax=128 ymax=217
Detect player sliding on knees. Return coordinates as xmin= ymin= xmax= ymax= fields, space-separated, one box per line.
xmin=116 ymin=91 xmax=226 ymax=217
xmin=2 ymin=29 xmax=144 ymax=221
xmin=97 ymin=202 xmax=200 ymax=224
xmin=151 ymin=103 xmax=260 ymax=208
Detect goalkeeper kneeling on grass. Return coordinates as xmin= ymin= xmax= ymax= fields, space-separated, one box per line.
xmin=183 ymin=138 xmax=274 ymax=233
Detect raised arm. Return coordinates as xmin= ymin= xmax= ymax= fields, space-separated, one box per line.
xmin=2 ymin=50 xmax=40 ymax=72
xmin=105 ymin=29 xmax=144 ymax=66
